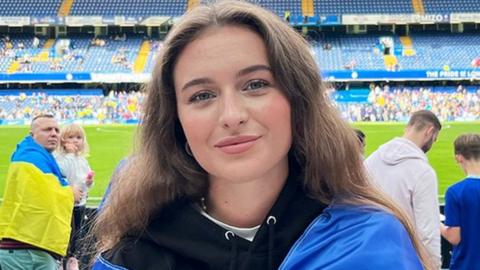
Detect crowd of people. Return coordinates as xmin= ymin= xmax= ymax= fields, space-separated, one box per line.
xmin=0 ymin=91 xmax=144 ymax=125
xmin=1 ymin=84 xmax=479 ymax=125
xmin=337 ymin=85 xmax=480 ymax=122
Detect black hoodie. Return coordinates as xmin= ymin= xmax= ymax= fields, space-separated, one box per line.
xmin=100 ymin=175 xmax=327 ymax=270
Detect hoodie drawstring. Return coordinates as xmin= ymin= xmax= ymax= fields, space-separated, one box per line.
xmin=266 ymin=215 xmax=277 ymax=270
xmin=226 ymin=231 xmax=237 ymax=270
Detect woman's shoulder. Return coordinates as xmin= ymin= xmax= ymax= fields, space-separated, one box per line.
xmin=92 ymin=236 xmax=177 ymax=270
xmin=279 ymin=204 xmax=423 ymax=270
xmin=323 ymin=204 xmax=404 ymax=229
xmin=93 ymin=201 xmax=202 ymax=270
xmin=298 ymin=205 xmax=410 ymax=247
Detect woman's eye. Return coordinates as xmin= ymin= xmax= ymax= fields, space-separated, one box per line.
xmin=245 ymin=80 xmax=269 ymax=91
xmin=189 ymin=92 xmax=215 ymax=103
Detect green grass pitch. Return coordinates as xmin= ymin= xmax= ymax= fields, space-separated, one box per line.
xmin=1 ymin=122 xmax=478 ymax=205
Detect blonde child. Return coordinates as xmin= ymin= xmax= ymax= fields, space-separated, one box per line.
xmin=54 ymin=123 xmax=94 ymax=270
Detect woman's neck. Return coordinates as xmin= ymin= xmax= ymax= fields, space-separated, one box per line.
xmin=206 ymin=162 xmax=288 ymax=228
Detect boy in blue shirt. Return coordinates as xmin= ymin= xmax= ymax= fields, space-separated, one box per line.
xmin=441 ymin=133 xmax=480 ymax=270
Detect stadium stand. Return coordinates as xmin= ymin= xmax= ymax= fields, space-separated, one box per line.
xmin=252 ymin=0 xmax=302 ymax=18
xmin=423 ymin=0 xmax=480 ymax=13
xmin=402 ymin=33 xmax=480 ymax=70
xmin=0 ymin=90 xmax=143 ymax=125
xmin=313 ymin=33 xmax=480 ymax=71
xmin=2 ymin=32 xmax=479 ymax=74
xmin=70 ymin=0 xmax=187 ymax=16
xmin=1 ymin=85 xmax=478 ymax=125
xmin=313 ymin=34 xmax=385 ymax=71
xmin=0 ymin=0 xmax=62 ymax=16
xmin=335 ymin=85 xmax=480 ymax=122
xmin=1 ymin=35 xmax=146 ymax=73
xmin=314 ymin=0 xmax=414 ymax=15
xmin=3 ymin=0 xmax=478 ymax=18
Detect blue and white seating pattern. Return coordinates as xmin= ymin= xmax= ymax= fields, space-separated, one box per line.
xmin=423 ymin=0 xmax=480 ymax=13
xmin=315 ymin=0 xmax=413 ymax=15
xmin=0 ymin=0 xmax=61 ymax=16
xmin=70 ymin=0 xmax=187 ymax=16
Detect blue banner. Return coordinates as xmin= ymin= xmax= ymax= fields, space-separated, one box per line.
xmin=322 ymin=69 xmax=480 ymax=81
xmin=0 ymin=72 xmax=91 ymax=82
xmin=332 ymin=89 xmax=370 ymax=103
xmin=319 ymin=15 xmax=341 ymax=25
xmin=0 ymin=88 xmax=102 ymax=96
xmin=30 ymin=16 xmax=64 ymax=25
xmin=289 ymin=15 xmax=340 ymax=26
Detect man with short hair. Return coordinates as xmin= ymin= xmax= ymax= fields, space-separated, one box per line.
xmin=365 ymin=110 xmax=442 ymax=266
xmin=441 ymin=133 xmax=480 ymax=270
xmin=0 ymin=114 xmax=80 ymax=270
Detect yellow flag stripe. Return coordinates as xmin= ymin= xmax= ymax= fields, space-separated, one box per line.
xmin=0 ymin=162 xmax=74 ymax=256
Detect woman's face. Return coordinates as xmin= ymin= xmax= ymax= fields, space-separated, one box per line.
xmin=174 ymin=25 xmax=292 ymax=183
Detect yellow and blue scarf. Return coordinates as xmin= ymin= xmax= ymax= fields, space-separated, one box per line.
xmin=0 ymin=136 xmax=74 ymax=256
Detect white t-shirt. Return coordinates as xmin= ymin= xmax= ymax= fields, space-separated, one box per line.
xmin=54 ymin=152 xmax=92 ymax=206
xmin=195 ymin=205 xmax=260 ymax=241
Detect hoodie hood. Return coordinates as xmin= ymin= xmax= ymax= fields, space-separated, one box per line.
xmin=377 ymin=137 xmax=427 ymax=166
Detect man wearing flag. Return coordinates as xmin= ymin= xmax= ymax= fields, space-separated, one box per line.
xmin=0 ymin=114 xmax=81 ymax=269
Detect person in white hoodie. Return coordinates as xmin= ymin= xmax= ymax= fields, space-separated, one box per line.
xmin=365 ymin=110 xmax=442 ymax=267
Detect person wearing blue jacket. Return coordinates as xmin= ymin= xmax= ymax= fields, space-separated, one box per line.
xmin=92 ymin=1 xmax=435 ymax=269
xmin=441 ymin=133 xmax=480 ymax=270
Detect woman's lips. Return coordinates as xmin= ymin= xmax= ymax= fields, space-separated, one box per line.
xmin=215 ymin=135 xmax=261 ymax=154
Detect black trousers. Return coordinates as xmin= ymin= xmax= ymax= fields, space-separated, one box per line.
xmin=68 ymin=205 xmax=86 ymax=258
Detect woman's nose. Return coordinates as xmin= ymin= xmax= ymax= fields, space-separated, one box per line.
xmin=219 ymin=92 xmax=249 ymax=129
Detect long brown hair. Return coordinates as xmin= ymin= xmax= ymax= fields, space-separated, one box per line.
xmin=94 ymin=1 xmax=434 ymax=268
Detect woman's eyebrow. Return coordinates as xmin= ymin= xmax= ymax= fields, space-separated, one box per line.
xmin=181 ymin=65 xmax=271 ymax=92
xmin=181 ymin=77 xmax=214 ymax=92
xmin=236 ymin=64 xmax=271 ymax=78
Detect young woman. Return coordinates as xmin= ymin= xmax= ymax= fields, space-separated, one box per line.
xmin=55 ymin=123 xmax=94 ymax=270
xmin=92 ymin=1 xmax=434 ymax=269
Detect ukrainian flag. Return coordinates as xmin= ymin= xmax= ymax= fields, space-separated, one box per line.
xmin=0 ymin=136 xmax=74 ymax=257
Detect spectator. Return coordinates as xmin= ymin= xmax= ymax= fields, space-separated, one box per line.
xmin=441 ymin=133 xmax=480 ymax=270
xmin=343 ymin=59 xmax=357 ymax=70
xmin=365 ymin=110 xmax=442 ymax=266
xmin=471 ymin=57 xmax=480 ymax=68
xmin=92 ymin=2 xmax=432 ymax=269
xmin=54 ymin=124 xmax=94 ymax=270
xmin=0 ymin=114 xmax=81 ymax=270
xmin=33 ymin=36 xmax=40 ymax=48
